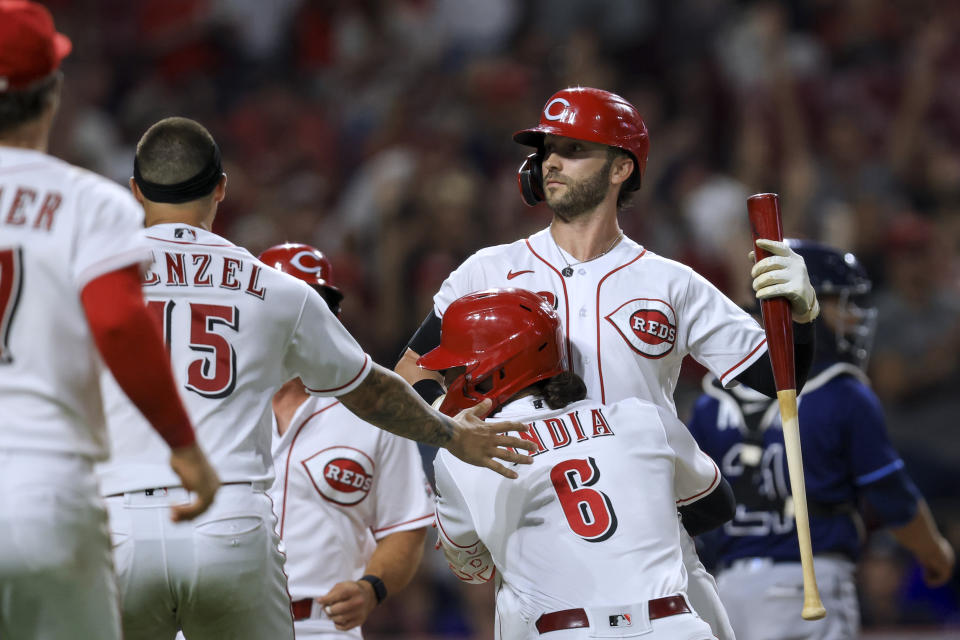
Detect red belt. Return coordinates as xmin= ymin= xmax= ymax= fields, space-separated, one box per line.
xmin=535 ymin=595 xmax=690 ymax=634
xmin=291 ymin=598 xmax=313 ymax=621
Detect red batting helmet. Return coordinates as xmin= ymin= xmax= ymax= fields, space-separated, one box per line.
xmin=258 ymin=243 xmax=344 ymax=314
xmin=514 ymin=87 xmax=650 ymax=206
xmin=417 ymin=288 xmax=568 ymax=418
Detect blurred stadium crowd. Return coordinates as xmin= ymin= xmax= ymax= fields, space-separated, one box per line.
xmin=44 ymin=0 xmax=960 ymax=635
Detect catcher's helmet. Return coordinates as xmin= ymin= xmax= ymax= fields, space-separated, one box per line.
xmin=258 ymin=243 xmax=344 ymax=315
xmin=417 ymin=288 xmax=568 ymax=418
xmin=787 ymin=239 xmax=876 ymax=369
xmin=514 ymin=87 xmax=649 ymax=206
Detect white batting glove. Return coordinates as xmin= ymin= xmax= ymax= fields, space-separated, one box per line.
xmin=750 ymin=239 xmax=820 ymax=323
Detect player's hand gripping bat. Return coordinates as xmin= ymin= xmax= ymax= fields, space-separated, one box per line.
xmin=747 ymin=192 xmax=826 ymax=621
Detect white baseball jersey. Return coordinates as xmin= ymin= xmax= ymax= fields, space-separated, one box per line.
xmin=0 ymin=147 xmax=150 ymax=459
xmin=97 ymin=223 xmax=371 ymax=494
xmin=435 ymin=394 xmax=721 ymax=613
xmin=434 ymin=227 xmax=768 ymax=414
xmin=269 ymin=396 xmax=434 ymax=606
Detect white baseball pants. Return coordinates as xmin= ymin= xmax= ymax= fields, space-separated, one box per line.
xmin=106 ymin=483 xmax=294 ymax=640
xmin=0 ymin=449 xmax=121 ymax=640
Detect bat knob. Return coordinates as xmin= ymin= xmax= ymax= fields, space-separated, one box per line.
xmin=801 ymin=603 xmax=827 ymax=621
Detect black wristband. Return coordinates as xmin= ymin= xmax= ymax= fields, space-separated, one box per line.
xmin=412 ymin=379 xmax=445 ymax=406
xmin=359 ymin=574 xmax=387 ymax=604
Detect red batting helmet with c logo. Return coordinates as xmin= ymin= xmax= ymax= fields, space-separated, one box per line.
xmin=514 ymin=87 xmax=650 ymax=206
xmin=258 ymin=242 xmax=344 ymax=314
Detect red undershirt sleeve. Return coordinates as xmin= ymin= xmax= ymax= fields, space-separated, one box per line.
xmin=81 ymin=264 xmax=195 ymax=449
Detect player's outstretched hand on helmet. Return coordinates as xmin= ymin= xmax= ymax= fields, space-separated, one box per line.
xmin=447 ymin=399 xmax=535 ymax=479
xmin=168 ymin=443 xmax=221 ymax=521
xmin=750 ymin=239 xmax=820 ymax=323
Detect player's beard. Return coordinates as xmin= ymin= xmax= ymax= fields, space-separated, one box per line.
xmin=546 ymin=156 xmax=614 ymax=222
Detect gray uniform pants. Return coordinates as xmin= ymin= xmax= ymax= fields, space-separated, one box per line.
xmin=716 ymin=555 xmax=859 ymax=640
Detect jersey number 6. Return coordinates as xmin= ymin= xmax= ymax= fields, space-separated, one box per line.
xmin=550 ymin=457 xmax=618 ymax=542
xmin=147 ymin=299 xmax=239 ymax=399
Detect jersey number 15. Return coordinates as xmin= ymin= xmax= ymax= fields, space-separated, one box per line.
xmin=147 ymin=299 xmax=239 ymax=399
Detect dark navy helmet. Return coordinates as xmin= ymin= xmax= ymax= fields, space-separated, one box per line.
xmin=787 ymin=239 xmax=877 ymax=369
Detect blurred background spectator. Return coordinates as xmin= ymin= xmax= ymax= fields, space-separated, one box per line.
xmin=43 ymin=0 xmax=958 ymax=636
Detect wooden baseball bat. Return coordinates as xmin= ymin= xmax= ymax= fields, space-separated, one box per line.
xmin=747 ymin=193 xmax=826 ymax=621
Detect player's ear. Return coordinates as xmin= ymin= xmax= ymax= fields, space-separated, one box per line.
xmin=609 ymin=154 xmax=634 ymax=188
xmin=213 ymin=173 xmax=227 ymax=204
xmin=129 ymin=177 xmax=145 ymax=205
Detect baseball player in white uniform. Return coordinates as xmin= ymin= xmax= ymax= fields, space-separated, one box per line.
xmin=397 ymin=87 xmax=821 ymax=640
xmin=425 ymin=288 xmax=736 ymax=640
xmin=261 ymin=243 xmax=434 ymax=638
xmin=0 ymin=6 xmax=218 ymax=639
xmin=96 ymin=117 xmax=536 ymax=640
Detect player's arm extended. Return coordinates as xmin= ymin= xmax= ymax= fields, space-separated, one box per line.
xmin=318 ymin=527 xmax=427 ymax=630
xmin=338 ymin=363 xmax=534 ymax=479
xmin=81 ymin=264 xmax=219 ymax=521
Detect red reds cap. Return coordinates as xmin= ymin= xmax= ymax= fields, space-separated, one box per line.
xmin=0 ymin=1 xmax=72 ymax=92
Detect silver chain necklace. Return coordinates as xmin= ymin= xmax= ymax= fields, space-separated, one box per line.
xmin=552 ymin=229 xmax=624 ymax=278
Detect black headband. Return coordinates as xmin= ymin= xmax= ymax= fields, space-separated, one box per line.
xmin=133 ymin=143 xmax=223 ymax=204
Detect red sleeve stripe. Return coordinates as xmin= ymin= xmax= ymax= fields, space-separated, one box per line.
xmin=675 ymin=461 xmax=720 ymax=505
xmin=719 ymin=338 xmax=768 ymax=385
xmin=372 ymin=512 xmax=435 ymax=535
xmin=306 ymin=354 xmax=370 ymax=393
xmin=436 ymin=512 xmax=482 ymax=550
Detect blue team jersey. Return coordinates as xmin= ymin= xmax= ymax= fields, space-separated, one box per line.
xmin=688 ymin=363 xmax=904 ymax=564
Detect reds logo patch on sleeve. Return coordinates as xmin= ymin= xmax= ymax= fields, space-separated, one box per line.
xmin=301 ymin=446 xmax=375 ymax=506
xmin=605 ymin=298 xmax=677 ymax=358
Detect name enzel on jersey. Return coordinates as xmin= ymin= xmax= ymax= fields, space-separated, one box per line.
xmin=143 ymin=250 xmax=267 ymax=299
xmin=505 ymin=405 xmax=615 ymax=456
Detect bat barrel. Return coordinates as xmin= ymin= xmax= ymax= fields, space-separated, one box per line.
xmin=746 ymin=193 xmax=795 ymax=392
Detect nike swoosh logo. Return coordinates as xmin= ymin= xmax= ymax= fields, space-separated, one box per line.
xmin=506 ymin=270 xmax=535 ymax=280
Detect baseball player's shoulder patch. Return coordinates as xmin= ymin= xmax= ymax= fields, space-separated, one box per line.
xmin=301 ymin=445 xmax=375 ymax=506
